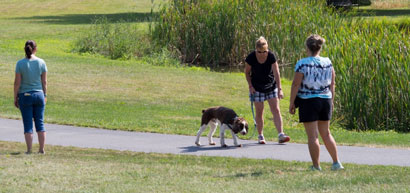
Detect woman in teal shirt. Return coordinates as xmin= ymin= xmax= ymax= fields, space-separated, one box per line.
xmin=14 ymin=40 xmax=47 ymax=154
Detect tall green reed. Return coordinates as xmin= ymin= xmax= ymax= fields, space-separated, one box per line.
xmin=151 ymin=0 xmax=409 ymax=132
xmin=328 ymin=20 xmax=409 ymax=132
xmin=152 ymin=0 xmax=344 ymax=67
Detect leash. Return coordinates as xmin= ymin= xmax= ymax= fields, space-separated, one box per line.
xmin=249 ymin=94 xmax=257 ymax=139
xmin=240 ymin=94 xmax=257 ymax=140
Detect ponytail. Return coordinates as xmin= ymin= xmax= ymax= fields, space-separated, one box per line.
xmin=24 ymin=40 xmax=37 ymax=59
xmin=305 ymin=35 xmax=325 ymax=54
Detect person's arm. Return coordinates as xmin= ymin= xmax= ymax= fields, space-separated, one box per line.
xmin=14 ymin=73 xmax=21 ymax=108
xmin=330 ymin=68 xmax=336 ymax=109
xmin=272 ymin=61 xmax=283 ymax=99
xmin=41 ymin=72 xmax=47 ymax=103
xmin=289 ymin=72 xmax=303 ymax=114
xmin=245 ymin=62 xmax=255 ymax=94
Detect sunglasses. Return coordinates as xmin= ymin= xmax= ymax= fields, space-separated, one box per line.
xmin=257 ymin=50 xmax=267 ymax=54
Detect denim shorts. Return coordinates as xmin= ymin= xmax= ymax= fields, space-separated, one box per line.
xmin=18 ymin=91 xmax=46 ymax=133
xmin=249 ymin=89 xmax=278 ymax=102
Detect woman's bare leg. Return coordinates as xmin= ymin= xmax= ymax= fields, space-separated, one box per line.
xmin=37 ymin=131 xmax=46 ymax=154
xmin=304 ymin=121 xmax=320 ymax=168
xmin=318 ymin=121 xmax=338 ymax=163
xmin=24 ymin=133 xmax=33 ymax=153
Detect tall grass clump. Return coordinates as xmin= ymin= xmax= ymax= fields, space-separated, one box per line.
xmin=327 ymin=20 xmax=409 ymax=132
xmin=151 ymin=0 xmax=410 ymax=132
xmin=74 ymin=17 xmax=151 ymax=59
xmin=151 ymin=0 xmax=355 ymax=67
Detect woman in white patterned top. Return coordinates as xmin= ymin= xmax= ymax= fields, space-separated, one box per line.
xmin=289 ymin=35 xmax=344 ymax=171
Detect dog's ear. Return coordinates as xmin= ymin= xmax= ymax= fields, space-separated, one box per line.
xmin=245 ymin=123 xmax=249 ymax=130
xmin=237 ymin=117 xmax=245 ymax=123
xmin=202 ymin=109 xmax=205 ymax=113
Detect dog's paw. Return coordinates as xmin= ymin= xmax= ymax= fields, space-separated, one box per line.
xmin=195 ymin=142 xmax=201 ymax=146
xmin=209 ymin=142 xmax=216 ymax=145
xmin=221 ymin=144 xmax=228 ymax=148
xmin=236 ymin=144 xmax=242 ymax=148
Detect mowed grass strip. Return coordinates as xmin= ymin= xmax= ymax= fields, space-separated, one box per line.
xmin=1 ymin=141 xmax=409 ymax=193
xmin=0 ymin=0 xmax=156 ymax=18
xmin=357 ymin=1 xmax=410 ymax=25
xmin=369 ymin=0 xmax=410 ymax=9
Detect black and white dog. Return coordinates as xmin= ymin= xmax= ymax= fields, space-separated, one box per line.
xmin=195 ymin=106 xmax=248 ymax=147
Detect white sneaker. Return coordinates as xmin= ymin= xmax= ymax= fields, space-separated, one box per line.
xmin=258 ymin=135 xmax=266 ymax=144
xmin=278 ymin=133 xmax=290 ymax=143
xmin=310 ymin=165 xmax=322 ymax=171
xmin=331 ymin=162 xmax=345 ymax=171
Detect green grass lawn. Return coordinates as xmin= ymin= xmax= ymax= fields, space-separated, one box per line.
xmin=0 ymin=0 xmax=409 ymax=148
xmin=1 ymin=141 xmax=409 ymax=193
xmin=367 ymin=0 xmax=409 ymax=9
xmin=356 ymin=1 xmax=410 ymax=28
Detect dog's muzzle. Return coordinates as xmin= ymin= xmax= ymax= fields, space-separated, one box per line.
xmin=240 ymin=129 xmax=247 ymax=135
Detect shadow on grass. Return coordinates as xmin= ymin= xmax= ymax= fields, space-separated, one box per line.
xmin=215 ymin=171 xmax=264 ymax=178
xmin=13 ymin=12 xmax=158 ymax=25
xmin=356 ymin=9 xmax=410 ymax=17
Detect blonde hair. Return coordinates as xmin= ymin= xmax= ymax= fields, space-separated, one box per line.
xmin=255 ymin=36 xmax=268 ymax=49
xmin=305 ymin=34 xmax=325 ymax=54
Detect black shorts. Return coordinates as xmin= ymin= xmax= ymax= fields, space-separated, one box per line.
xmin=295 ymin=97 xmax=332 ymax=122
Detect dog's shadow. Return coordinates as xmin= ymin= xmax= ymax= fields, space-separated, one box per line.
xmin=179 ymin=142 xmax=282 ymax=153
xmin=241 ymin=142 xmax=286 ymax=147
xmin=179 ymin=145 xmax=242 ymax=153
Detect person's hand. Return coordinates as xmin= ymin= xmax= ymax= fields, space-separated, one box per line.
xmin=44 ymin=97 xmax=47 ymax=104
xmin=331 ymin=100 xmax=334 ymax=111
xmin=249 ymin=86 xmax=256 ymax=94
xmin=278 ymin=89 xmax=284 ymax=99
xmin=14 ymin=97 xmax=19 ymax=108
xmin=289 ymin=103 xmax=295 ymax=114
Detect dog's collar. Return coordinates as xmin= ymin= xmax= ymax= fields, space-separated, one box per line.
xmin=227 ymin=124 xmax=233 ymax=130
xmin=227 ymin=117 xmax=238 ymax=130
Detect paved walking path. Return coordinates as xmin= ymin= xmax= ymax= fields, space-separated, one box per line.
xmin=0 ymin=118 xmax=409 ymax=166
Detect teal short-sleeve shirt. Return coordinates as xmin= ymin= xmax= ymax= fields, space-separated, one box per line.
xmin=15 ymin=57 xmax=47 ymax=93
